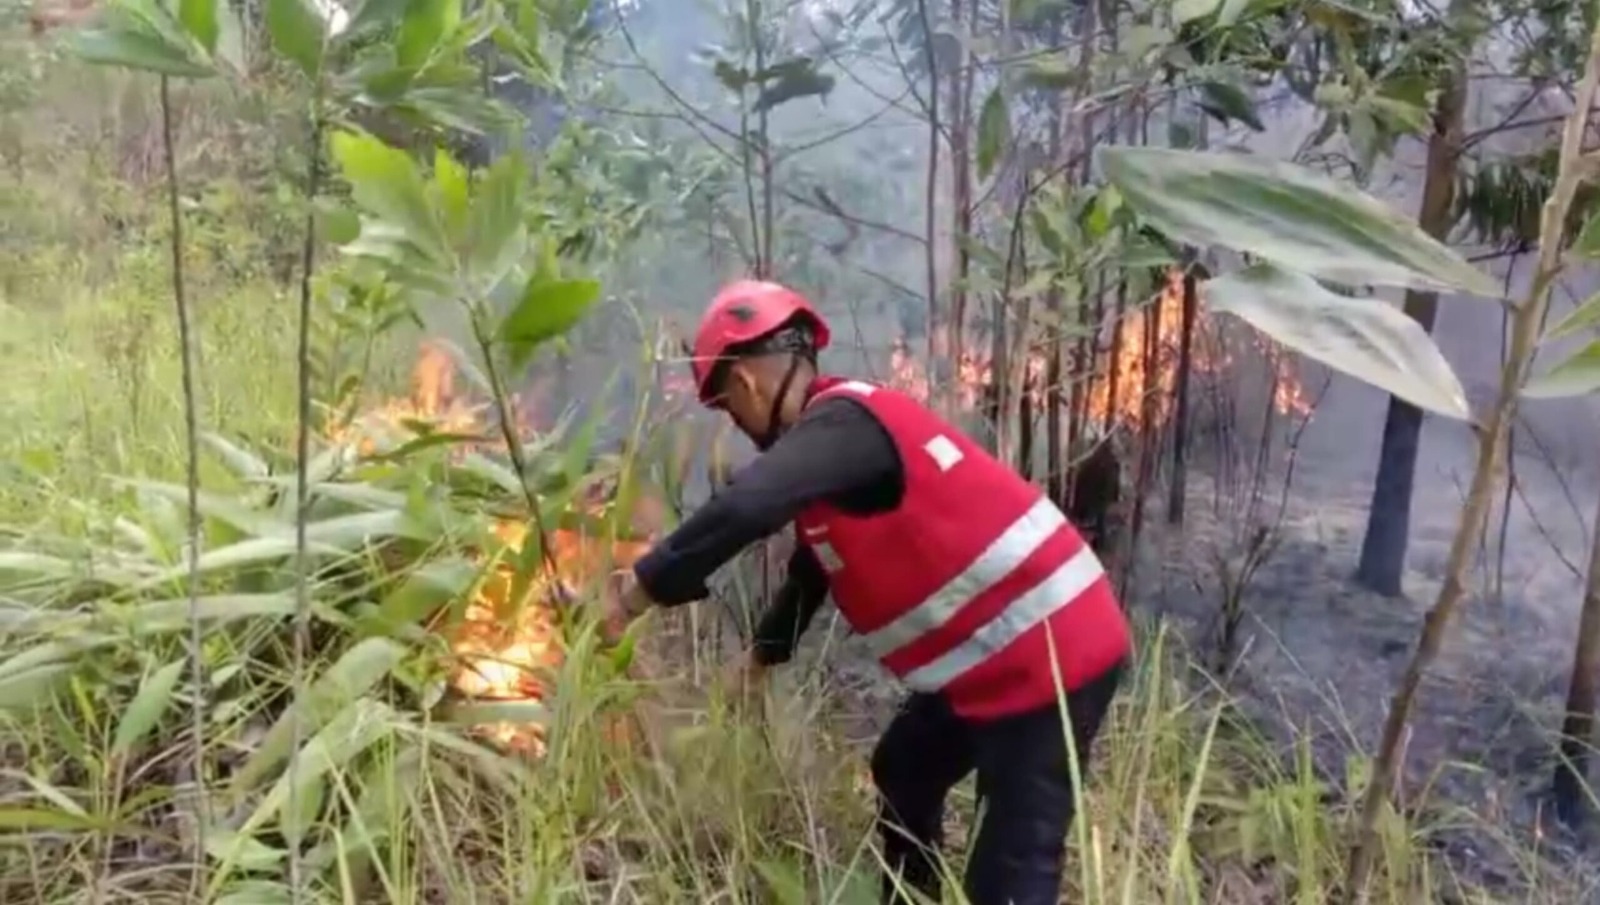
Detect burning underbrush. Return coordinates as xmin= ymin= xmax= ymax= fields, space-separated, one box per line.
xmin=326 ymin=342 xmax=658 ymax=757
xmin=884 ymin=267 xmax=1312 ymax=433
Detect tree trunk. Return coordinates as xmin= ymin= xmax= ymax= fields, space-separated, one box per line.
xmin=1167 ymin=266 xmax=1198 ymax=524
xmin=1554 ymin=497 xmax=1600 ymax=825
xmin=1354 ymin=68 xmax=1466 ymax=596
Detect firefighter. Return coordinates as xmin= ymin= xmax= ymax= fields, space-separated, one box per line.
xmin=603 ymin=279 xmax=1132 ymax=905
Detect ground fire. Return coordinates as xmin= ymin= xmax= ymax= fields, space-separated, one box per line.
xmin=327 ymin=343 xmax=652 ymax=755
xmin=886 ymin=267 xmax=1312 ymax=428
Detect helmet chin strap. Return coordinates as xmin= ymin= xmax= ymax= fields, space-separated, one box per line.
xmin=755 ymin=355 xmax=805 ymax=451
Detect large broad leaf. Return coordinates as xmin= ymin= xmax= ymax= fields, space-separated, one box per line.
xmin=264 ymin=0 xmax=332 ymax=79
xmin=466 ymin=152 xmax=529 ymax=288
xmin=499 ymin=277 xmax=601 ymax=369
xmin=71 ymin=21 xmax=214 ymax=78
xmin=1203 ymin=264 xmax=1471 ymax=420
xmin=1101 ymin=147 xmax=1503 ymax=299
xmin=396 ymin=0 xmax=460 ymax=67
xmin=330 ymin=131 xmax=451 ymax=267
xmin=1522 ymin=340 xmax=1600 ymax=400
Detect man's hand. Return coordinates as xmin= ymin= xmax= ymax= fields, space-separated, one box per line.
xmin=600 ymin=571 xmax=654 ymax=645
xmin=718 ymin=649 xmax=771 ymax=713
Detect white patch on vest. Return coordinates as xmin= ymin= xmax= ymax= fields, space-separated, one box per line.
xmin=832 ymin=380 xmax=877 ymax=397
xmin=802 ymin=524 xmax=829 ymax=538
xmin=923 ymin=435 xmax=963 ymax=472
xmin=811 ymin=541 xmax=844 ymax=573
xmin=860 ymin=496 xmax=1072 ymax=662
xmin=899 ymin=544 xmax=1105 ymax=692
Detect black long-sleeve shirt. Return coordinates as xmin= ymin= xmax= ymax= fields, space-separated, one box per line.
xmin=631 ymin=396 xmax=905 ymax=665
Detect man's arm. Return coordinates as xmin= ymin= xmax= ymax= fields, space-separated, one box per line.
xmin=749 ymin=545 xmax=830 ymax=666
xmin=630 ymin=398 xmax=898 ymax=607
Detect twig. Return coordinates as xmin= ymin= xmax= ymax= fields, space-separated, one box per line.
xmin=158 ymin=73 xmax=208 ymax=899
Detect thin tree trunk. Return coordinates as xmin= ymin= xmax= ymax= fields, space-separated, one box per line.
xmin=1554 ymin=496 xmax=1600 ymax=825
xmin=1354 ymin=50 xmax=1467 ymax=596
xmin=1167 ymin=266 xmax=1198 ymax=524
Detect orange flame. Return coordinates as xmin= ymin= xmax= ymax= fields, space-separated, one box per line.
xmin=327 ymin=342 xmax=653 ymax=755
xmin=884 ymin=268 xmax=1312 ymax=430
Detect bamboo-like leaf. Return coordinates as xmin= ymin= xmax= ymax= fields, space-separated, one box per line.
xmin=1522 ymin=340 xmax=1600 ymax=399
xmin=366 ymin=557 xmax=480 ymax=633
xmin=0 ymin=663 xmax=75 ymax=709
xmin=112 ymin=659 xmax=187 ymax=756
xmin=230 ymin=639 xmax=408 ymax=795
xmin=202 ymin=432 xmax=270 ymax=481
xmin=1173 ymin=0 xmax=1222 ymax=24
xmin=1543 ymin=292 xmax=1600 ymax=342
xmin=118 ymin=479 xmax=289 ymax=538
xmin=121 ymin=593 xmax=298 ymax=634
xmin=0 ymin=805 xmax=102 ymax=831
xmin=1203 ymin=264 xmax=1471 ymax=420
xmin=204 ymin=828 xmax=287 ymax=871
xmin=1101 ymin=147 xmax=1504 ymax=298
xmin=242 ymin=699 xmax=399 ymax=829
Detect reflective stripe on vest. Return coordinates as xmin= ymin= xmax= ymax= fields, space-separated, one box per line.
xmin=810 ymin=377 xmax=1110 ymax=693
xmin=858 ymin=495 xmax=1107 ymax=692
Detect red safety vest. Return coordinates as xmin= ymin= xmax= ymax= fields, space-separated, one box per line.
xmin=794 ymin=376 xmax=1132 ymax=719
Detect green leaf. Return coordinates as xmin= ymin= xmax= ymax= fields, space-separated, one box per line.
xmin=366 ymin=557 xmax=480 ymax=633
xmin=1196 ymin=81 xmax=1264 ymax=132
xmin=330 ymin=131 xmax=450 ymax=266
xmin=397 ymin=0 xmax=460 ymax=68
xmin=70 ymin=25 xmax=214 ymax=78
xmin=499 ymin=278 xmax=601 ymax=369
xmin=0 ymin=806 xmax=102 ymax=832
xmin=976 ymin=87 xmax=1009 ymax=184
xmin=466 ymin=153 xmax=529 ymax=287
xmin=0 ymin=663 xmax=75 ymax=710
xmin=112 ymin=659 xmax=186 ymax=756
xmin=241 ymin=700 xmax=398 ymax=833
xmin=345 ymin=0 xmax=410 ymax=39
xmin=1100 ymin=147 xmax=1503 ymax=298
xmin=179 ymin=0 xmax=219 ymax=52
xmin=1544 ymin=292 xmax=1600 ymax=342
xmin=1173 ymin=0 xmax=1221 ymax=25
xmin=231 ymin=639 xmax=408 ymax=796
xmin=265 ymin=0 xmax=329 ymax=79
xmin=1204 ymin=264 xmax=1470 ymax=420
xmin=1522 ymin=340 xmax=1600 ymax=400
xmin=1574 ymin=209 xmax=1600 ymax=259
xmin=1216 ymin=0 xmax=1253 ymax=26
xmin=433 ymin=146 xmax=470 ymax=239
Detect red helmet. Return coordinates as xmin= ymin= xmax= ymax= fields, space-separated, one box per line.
xmin=690 ymin=280 xmax=831 ymax=405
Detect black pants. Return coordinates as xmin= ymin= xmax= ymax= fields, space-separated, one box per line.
xmin=869 ymin=662 xmax=1123 ymax=905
